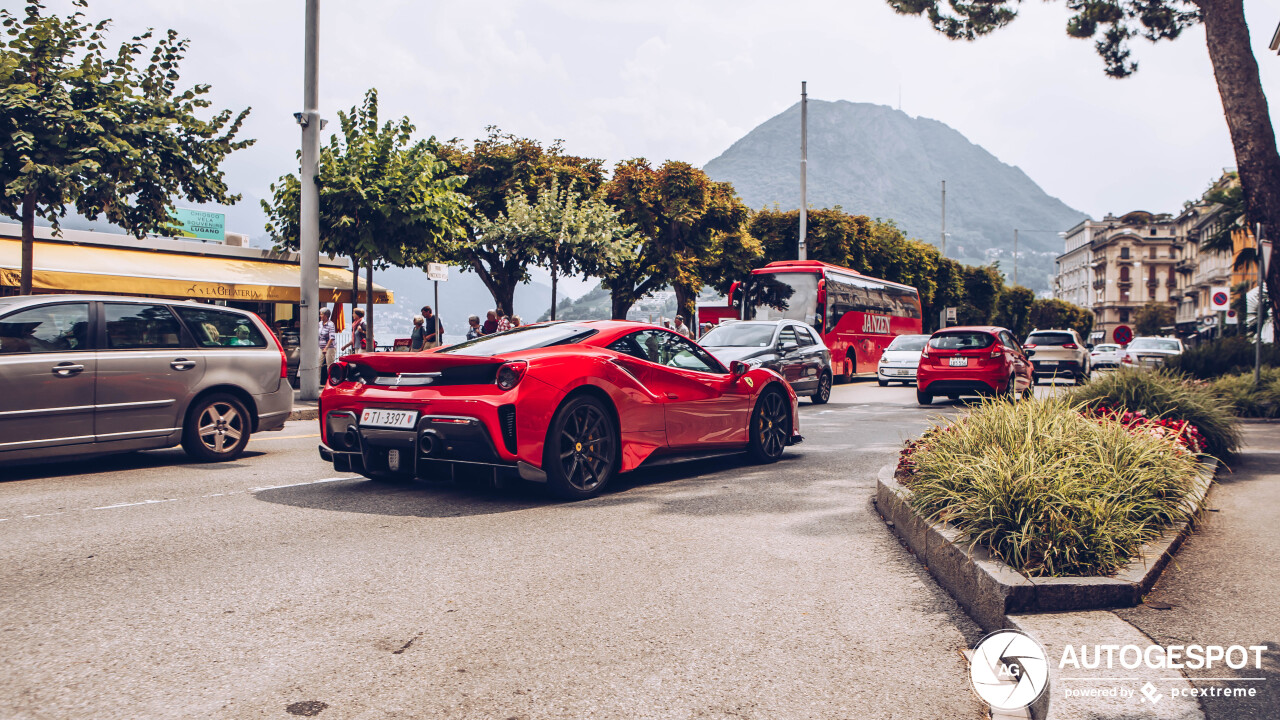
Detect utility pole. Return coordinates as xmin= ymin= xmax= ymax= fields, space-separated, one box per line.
xmin=798 ymin=81 xmax=808 ymax=261
xmin=1013 ymin=228 xmax=1019 ymax=287
xmin=940 ymin=180 xmax=946 ymax=257
xmin=297 ymin=0 xmax=321 ymax=400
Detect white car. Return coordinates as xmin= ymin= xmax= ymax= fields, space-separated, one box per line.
xmin=877 ymin=334 xmax=930 ymax=386
xmin=1089 ymin=343 xmax=1123 ymax=369
xmin=1119 ymin=337 xmax=1184 ymax=370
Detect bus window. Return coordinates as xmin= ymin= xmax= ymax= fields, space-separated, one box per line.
xmin=745 ymin=273 xmax=819 ymax=323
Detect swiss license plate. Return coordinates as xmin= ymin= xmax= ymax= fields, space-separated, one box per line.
xmin=360 ymin=408 xmax=418 ymax=429
xmin=949 ymin=357 xmax=968 ymax=367
xmin=1040 ymin=360 xmax=1058 ymax=366
xmin=893 ymin=369 xmax=910 ymax=376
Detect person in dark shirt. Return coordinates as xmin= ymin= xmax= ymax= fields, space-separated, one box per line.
xmin=481 ymin=309 xmax=498 ymax=335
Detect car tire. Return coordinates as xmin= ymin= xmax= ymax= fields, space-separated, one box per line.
xmin=182 ymin=393 xmax=251 ymax=462
xmin=543 ymin=395 xmax=618 ymax=500
xmin=747 ymin=387 xmax=791 ymax=464
xmin=916 ymin=389 xmax=932 ymax=406
xmin=877 ymin=378 xmax=888 ymax=388
xmin=812 ymin=372 xmax=832 ymax=404
xmin=1004 ymin=374 xmax=1019 ymax=402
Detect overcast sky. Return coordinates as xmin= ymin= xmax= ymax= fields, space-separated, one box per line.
xmin=49 ymin=0 xmax=1280 ymax=239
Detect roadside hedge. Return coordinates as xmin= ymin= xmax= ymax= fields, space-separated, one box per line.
xmin=1165 ymin=337 xmax=1279 ymax=379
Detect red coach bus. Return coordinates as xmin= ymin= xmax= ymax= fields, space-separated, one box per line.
xmin=703 ymin=260 xmax=923 ymax=381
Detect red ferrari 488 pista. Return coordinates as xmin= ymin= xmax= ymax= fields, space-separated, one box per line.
xmin=319 ymin=321 xmax=802 ymax=499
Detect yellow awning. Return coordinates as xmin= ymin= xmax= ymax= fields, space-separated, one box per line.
xmin=0 ymin=238 xmax=392 ymax=304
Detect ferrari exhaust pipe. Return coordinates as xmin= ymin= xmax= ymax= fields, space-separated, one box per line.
xmin=419 ymin=430 xmax=441 ymax=456
xmin=342 ymin=426 xmax=360 ymax=450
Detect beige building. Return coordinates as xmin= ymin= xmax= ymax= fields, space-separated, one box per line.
xmin=1080 ymin=211 xmax=1182 ymax=344
xmin=1053 ymin=219 xmax=1104 ymax=311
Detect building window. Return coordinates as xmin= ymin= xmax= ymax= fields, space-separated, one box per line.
xmin=1120 ymin=291 xmax=1129 ymax=303
xmin=1120 ymin=266 xmax=1130 ymax=281
xmin=1119 ymin=309 xmax=1130 ymax=323
xmin=1121 ymin=246 xmax=1130 ymax=259
xmin=1148 ymin=266 xmax=1156 ymax=281
xmin=1150 ymin=227 xmax=1158 ymax=236
xmin=1149 ymin=288 xmax=1157 ymax=300
xmin=1149 ymin=247 xmax=1157 ymax=259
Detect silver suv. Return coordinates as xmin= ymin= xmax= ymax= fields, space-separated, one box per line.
xmin=0 ymin=295 xmax=292 ymax=465
xmin=1023 ymin=328 xmax=1091 ymax=384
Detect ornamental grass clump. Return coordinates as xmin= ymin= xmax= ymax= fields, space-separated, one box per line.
xmin=1067 ymin=369 xmax=1240 ymax=457
xmin=905 ymin=397 xmax=1201 ymax=577
xmin=1207 ymin=368 xmax=1280 ymax=418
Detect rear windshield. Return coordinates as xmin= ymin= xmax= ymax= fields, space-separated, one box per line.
xmin=438 ymin=323 xmax=597 ymax=357
xmin=887 ymin=335 xmax=929 ymax=352
xmin=699 ymin=323 xmax=776 ymax=348
xmin=1093 ymin=344 xmax=1120 ymax=352
xmin=1128 ymin=338 xmax=1181 ymax=352
xmin=928 ymin=331 xmax=994 ymax=350
xmin=1027 ymin=332 xmax=1074 ymax=346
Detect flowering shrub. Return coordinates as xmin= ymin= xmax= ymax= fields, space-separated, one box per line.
xmin=1084 ymin=404 xmax=1206 ymax=455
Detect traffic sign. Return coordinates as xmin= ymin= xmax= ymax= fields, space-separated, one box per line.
xmin=1210 ymin=286 xmax=1229 ymax=311
xmin=1113 ymin=325 xmax=1133 ymax=344
xmin=427 ymin=263 xmax=449 ymax=282
xmin=1226 ymin=309 xmax=1239 ymax=325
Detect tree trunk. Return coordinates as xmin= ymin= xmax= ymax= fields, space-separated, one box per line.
xmin=365 ymin=261 xmax=375 ymax=350
xmin=673 ymin=282 xmax=698 ymax=329
xmin=351 ymin=256 xmax=359 ymax=308
xmin=496 ymin=281 xmax=516 ymax=320
xmin=550 ymin=262 xmax=558 ymax=321
xmin=1197 ymin=0 xmax=1280 ymax=322
xmin=20 ymin=192 xmax=35 ymax=295
xmin=611 ymin=292 xmax=635 ymax=321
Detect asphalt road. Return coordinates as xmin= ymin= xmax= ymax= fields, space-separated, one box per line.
xmin=0 ymin=380 xmax=1058 ymax=720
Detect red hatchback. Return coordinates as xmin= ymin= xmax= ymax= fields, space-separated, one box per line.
xmin=915 ymin=326 xmax=1033 ymax=405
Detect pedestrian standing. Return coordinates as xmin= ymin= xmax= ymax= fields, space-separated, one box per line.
xmin=466 ymin=315 xmax=482 ymax=340
xmin=481 ymin=310 xmax=498 ymax=335
xmin=496 ymin=308 xmax=512 ymax=333
xmin=672 ymin=314 xmax=691 ymax=337
xmin=410 ymin=315 xmax=426 ymax=352
xmin=421 ymin=305 xmax=442 ymax=348
xmin=318 ymin=307 xmax=337 ymax=382
xmin=342 ymin=308 xmax=367 ymax=353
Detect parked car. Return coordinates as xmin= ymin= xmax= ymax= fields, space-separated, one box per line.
xmin=915 ymin=326 xmax=1033 ymax=405
xmin=1090 ymin=343 xmax=1124 ymax=370
xmin=1120 ymin=336 xmax=1184 ymax=370
xmin=0 ymin=294 xmax=292 ymax=465
xmin=876 ymin=334 xmax=930 ymax=386
xmin=319 ymin=320 xmax=802 ymax=499
xmin=1023 ymin=328 xmax=1091 ymax=384
xmin=699 ymin=320 xmax=832 ymax=403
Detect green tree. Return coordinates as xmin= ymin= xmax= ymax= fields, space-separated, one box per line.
xmin=263 ymin=89 xmax=468 ymax=343
xmin=995 ymin=285 xmax=1036 ymax=338
xmin=958 ymin=264 xmax=1004 ymax=325
xmin=437 ymin=129 xmax=604 ymax=316
xmin=1029 ymin=298 xmax=1094 ymax=339
xmin=602 ymin=159 xmax=754 ymax=321
xmin=0 ymin=0 xmax=252 ymax=294
xmin=1133 ymin=301 xmax=1176 ymax=336
xmin=475 ymin=179 xmax=635 ymax=319
xmin=750 ymin=207 xmax=869 ymax=267
xmin=886 ymin=0 xmax=1280 ymax=329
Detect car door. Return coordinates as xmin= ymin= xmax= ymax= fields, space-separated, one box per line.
xmin=790 ymin=323 xmax=826 ymax=392
xmin=94 ymin=302 xmax=207 ymax=443
xmin=1000 ymin=331 xmax=1032 ymax=391
xmin=0 ymin=301 xmax=96 ymax=454
xmin=608 ymin=329 xmax=752 ymax=448
xmin=774 ymin=325 xmax=807 ymax=389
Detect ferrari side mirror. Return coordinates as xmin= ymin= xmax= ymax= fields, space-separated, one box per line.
xmin=730 ymin=360 xmax=749 ymax=379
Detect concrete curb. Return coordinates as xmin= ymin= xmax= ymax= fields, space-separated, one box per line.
xmin=874 ymin=458 xmax=1218 ymax=631
xmin=287 ymin=407 xmax=319 ymax=422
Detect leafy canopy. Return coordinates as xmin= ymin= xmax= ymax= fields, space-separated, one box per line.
xmin=263 ymin=88 xmax=469 ymax=268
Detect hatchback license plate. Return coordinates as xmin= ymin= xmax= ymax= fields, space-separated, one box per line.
xmin=949 ymin=357 xmax=967 ymax=367
xmin=360 ymin=408 xmax=418 ymax=429
xmin=1040 ymin=360 xmax=1058 ymax=366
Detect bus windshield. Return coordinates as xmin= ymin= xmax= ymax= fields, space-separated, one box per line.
xmin=745 ymin=272 xmax=818 ymax=323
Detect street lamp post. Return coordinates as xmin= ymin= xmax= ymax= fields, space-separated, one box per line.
xmin=297 ymin=0 xmax=321 ymax=400
xmin=798 ymin=81 xmax=807 ymax=261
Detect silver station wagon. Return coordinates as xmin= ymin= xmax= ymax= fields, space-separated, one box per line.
xmin=0 ymin=294 xmax=292 ymax=465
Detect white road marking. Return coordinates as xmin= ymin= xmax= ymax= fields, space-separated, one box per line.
xmin=1 ymin=477 xmax=358 ymax=523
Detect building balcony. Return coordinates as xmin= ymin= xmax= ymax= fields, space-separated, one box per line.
xmin=1093 ymin=280 xmax=1106 ymax=290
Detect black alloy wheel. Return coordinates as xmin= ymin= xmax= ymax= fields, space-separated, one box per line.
xmin=747 ymin=388 xmax=790 ymax=463
xmin=545 ymin=396 xmax=617 ymax=500
xmin=812 ymin=372 xmax=832 ymax=404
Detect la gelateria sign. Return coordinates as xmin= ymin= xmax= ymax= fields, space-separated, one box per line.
xmin=169 ymin=208 xmax=225 ymax=242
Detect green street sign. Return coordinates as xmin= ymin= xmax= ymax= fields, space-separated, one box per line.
xmin=169 ymin=207 xmax=225 ymax=241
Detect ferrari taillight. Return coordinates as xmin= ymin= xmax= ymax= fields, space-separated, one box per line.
xmin=328 ymin=361 xmax=347 ymax=386
xmin=496 ymin=361 xmax=528 ymax=390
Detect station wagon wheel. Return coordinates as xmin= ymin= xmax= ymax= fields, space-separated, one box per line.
xmin=545 ymin=395 xmax=617 ymax=500
xmin=811 ymin=371 xmax=832 ymax=404
xmin=182 ymin=393 xmax=251 ymax=462
xmin=747 ymin=388 xmax=790 ymax=463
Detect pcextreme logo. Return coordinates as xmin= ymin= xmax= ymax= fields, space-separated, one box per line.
xmin=968 ymin=630 xmax=1050 ymax=711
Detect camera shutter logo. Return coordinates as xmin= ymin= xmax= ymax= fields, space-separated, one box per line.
xmin=969 ymin=630 xmax=1050 ymax=711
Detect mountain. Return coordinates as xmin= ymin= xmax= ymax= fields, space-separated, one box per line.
xmin=703 ymin=100 xmax=1087 ymax=292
